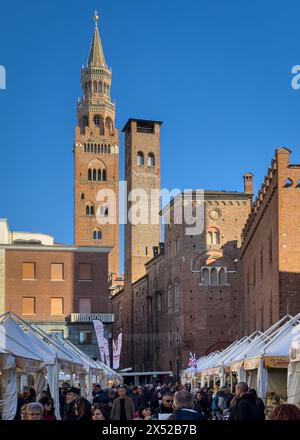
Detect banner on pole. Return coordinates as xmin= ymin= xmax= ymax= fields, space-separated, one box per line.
xmin=113 ymin=333 xmax=122 ymax=370
xmin=104 ymin=338 xmax=110 ymax=367
xmin=93 ymin=320 xmax=105 ymax=363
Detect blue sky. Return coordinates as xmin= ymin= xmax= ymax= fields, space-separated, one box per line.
xmin=1 ymin=0 xmax=300 ymax=267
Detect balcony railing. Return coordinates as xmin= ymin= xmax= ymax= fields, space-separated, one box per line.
xmin=67 ymin=313 xmax=114 ymax=323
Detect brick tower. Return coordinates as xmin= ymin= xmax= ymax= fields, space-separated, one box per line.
xmin=74 ymin=12 xmax=119 ymax=278
xmin=123 ymin=119 xmax=162 ymax=286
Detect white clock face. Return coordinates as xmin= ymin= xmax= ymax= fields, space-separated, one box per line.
xmin=209 ymin=209 xmax=221 ymax=220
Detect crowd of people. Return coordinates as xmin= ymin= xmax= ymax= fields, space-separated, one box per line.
xmin=12 ymin=382 xmax=300 ymax=421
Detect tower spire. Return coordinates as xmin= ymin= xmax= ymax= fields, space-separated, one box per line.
xmin=87 ymin=11 xmax=107 ymax=68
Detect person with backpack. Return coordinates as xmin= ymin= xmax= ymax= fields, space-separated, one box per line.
xmin=211 ymin=387 xmax=228 ymax=420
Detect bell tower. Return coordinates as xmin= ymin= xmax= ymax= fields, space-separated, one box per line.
xmin=74 ymin=12 xmax=119 ymax=278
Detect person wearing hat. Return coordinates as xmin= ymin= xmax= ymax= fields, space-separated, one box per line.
xmin=63 ymin=387 xmax=80 ymax=420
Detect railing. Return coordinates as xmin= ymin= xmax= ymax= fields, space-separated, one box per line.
xmin=67 ymin=313 xmax=114 ymax=323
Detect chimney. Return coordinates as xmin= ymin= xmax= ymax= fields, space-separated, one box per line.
xmin=243 ymin=172 xmax=253 ymax=194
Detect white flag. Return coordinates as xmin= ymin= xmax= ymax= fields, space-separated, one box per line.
xmin=113 ymin=333 xmax=122 ymax=369
xmin=104 ymin=338 xmax=110 ymax=367
xmin=93 ymin=320 xmax=105 ymax=363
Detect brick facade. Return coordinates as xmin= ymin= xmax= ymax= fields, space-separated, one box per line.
xmin=240 ymin=148 xmax=300 ymax=334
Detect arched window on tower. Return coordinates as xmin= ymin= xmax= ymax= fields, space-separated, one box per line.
xmin=86 ymin=203 xmax=94 ymax=216
xmin=93 ymin=169 xmax=97 ymax=181
xmin=105 ymin=117 xmax=113 ymax=136
xmin=148 ymin=153 xmax=155 ymax=167
xmin=99 ymin=205 xmax=109 ymax=217
xmin=99 ymin=82 xmax=103 ymax=93
xmin=94 ymin=115 xmax=104 ymax=135
xmin=88 ymin=169 xmax=92 ymax=181
xmin=93 ymin=230 xmax=102 ymax=240
xmin=93 ymin=81 xmax=98 ymax=93
xmin=98 ymin=169 xmax=102 ymax=181
xmin=137 ymin=151 xmax=144 ymax=166
xmin=102 ymin=169 xmax=107 ymax=181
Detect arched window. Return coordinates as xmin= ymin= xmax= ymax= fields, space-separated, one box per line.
xmin=102 ymin=169 xmax=107 ymax=181
xmin=137 ymin=151 xmax=144 ymax=166
xmin=94 ymin=115 xmax=100 ymax=126
xmin=174 ymin=279 xmax=180 ymax=312
xmin=99 ymin=82 xmax=103 ymax=93
xmin=207 ymin=231 xmax=213 ymax=245
xmin=93 ymin=230 xmax=102 ymax=240
xmin=81 ymin=193 xmax=85 ymax=200
xmin=98 ymin=169 xmax=102 ymax=181
xmin=94 ymin=115 xmax=104 ymax=135
xmin=167 ymin=283 xmax=173 ymax=313
xmin=93 ymin=169 xmax=97 ymax=181
xmin=211 ymin=268 xmax=218 ymax=285
xmin=201 ymin=268 xmax=209 ymax=286
xmin=108 ymin=145 xmax=111 ymax=154
xmin=213 ymin=231 xmax=220 ymax=244
xmin=93 ymin=81 xmax=98 ymax=93
xmin=86 ymin=204 xmax=94 ymax=216
xmin=100 ymin=205 xmax=109 ymax=217
xmin=88 ymin=169 xmax=92 ymax=181
xmin=207 ymin=228 xmax=220 ymax=245
xmin=105 ymin=118 xmax=113 ymax=136
xmin=148 ymin=153 xmax=155 ymax=167
xmin=219 ymin=268 xmax=226 ymax=285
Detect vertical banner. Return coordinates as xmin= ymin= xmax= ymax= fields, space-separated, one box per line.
xmin=113 ymin=333 xmax=122 ymax=370
xmin=93 ymin=320 xmax=105 ymax=363
xmin=104 ymin=338 xmax=110 ymax=367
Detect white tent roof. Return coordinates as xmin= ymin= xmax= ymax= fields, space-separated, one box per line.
xmin=0 ymin=313 xmax=85 ymax=374
xmin=289 ymin=323 xmax=300 ymax=362
xmin=0 ymin=315 xmax=45 ymax=366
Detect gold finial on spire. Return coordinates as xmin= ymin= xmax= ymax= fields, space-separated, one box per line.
xmin=94 ymin=10 xmax=99 ymax=25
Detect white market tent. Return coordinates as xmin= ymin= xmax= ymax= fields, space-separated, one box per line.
xmin=183 ymin=314 xmax=300 ymax=401
xmin=0 ymin=312 xmax=121 ymax=419
xmin=288 ymin=322 xmax=300 ymax=406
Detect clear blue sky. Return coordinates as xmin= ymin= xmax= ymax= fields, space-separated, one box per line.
xmin=1 ymin=0 xmax=300 ymax=259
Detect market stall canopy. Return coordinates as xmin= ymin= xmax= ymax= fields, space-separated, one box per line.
xmin=289 ymin=322 xmax=300 ymax=363
xmin=0 ymin=314 xmax=45 ymax=371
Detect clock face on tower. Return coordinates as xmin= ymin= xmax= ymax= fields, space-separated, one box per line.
xmin=209 ymin=209 xmax=221 ymax=221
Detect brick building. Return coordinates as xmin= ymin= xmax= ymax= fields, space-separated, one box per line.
xmin=112 ymin=183 xmax=253 ymax=380
xmin=240 ymin=148 xmax=300 ymax=334
xmin=0 ymin=218 xmax=113 ymax=359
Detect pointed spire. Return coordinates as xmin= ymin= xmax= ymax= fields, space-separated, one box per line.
xmin=87 ymin=11 xmax=107 ymax=68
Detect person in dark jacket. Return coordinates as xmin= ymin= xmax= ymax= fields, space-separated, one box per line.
xmin=229 ymin=382 xmax=260 ymax=421
xmin=248 ymin=388 xmax=265 ymax=420
xmin=74 ymin=397 xmax=92 ymax=421
xmin=153 ymin=393 xmax=174 ymax=419
xmin=194 ymin=391 xmax=211 ymax=419
xmin=128 ymin=386 xmax=143 ymax=411
xmin=169 ymin=390 xmax=207 ymax=421
xmin=63 ymin=387 xmax=80 ymax=420
xmin=93 ymin=385 xmax=112 ymax=405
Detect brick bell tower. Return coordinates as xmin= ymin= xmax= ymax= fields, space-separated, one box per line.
xmin=74 ymin=12 xmax=119 ymax=278
xmin=123 ymin=119 xmax=162 ymax=286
